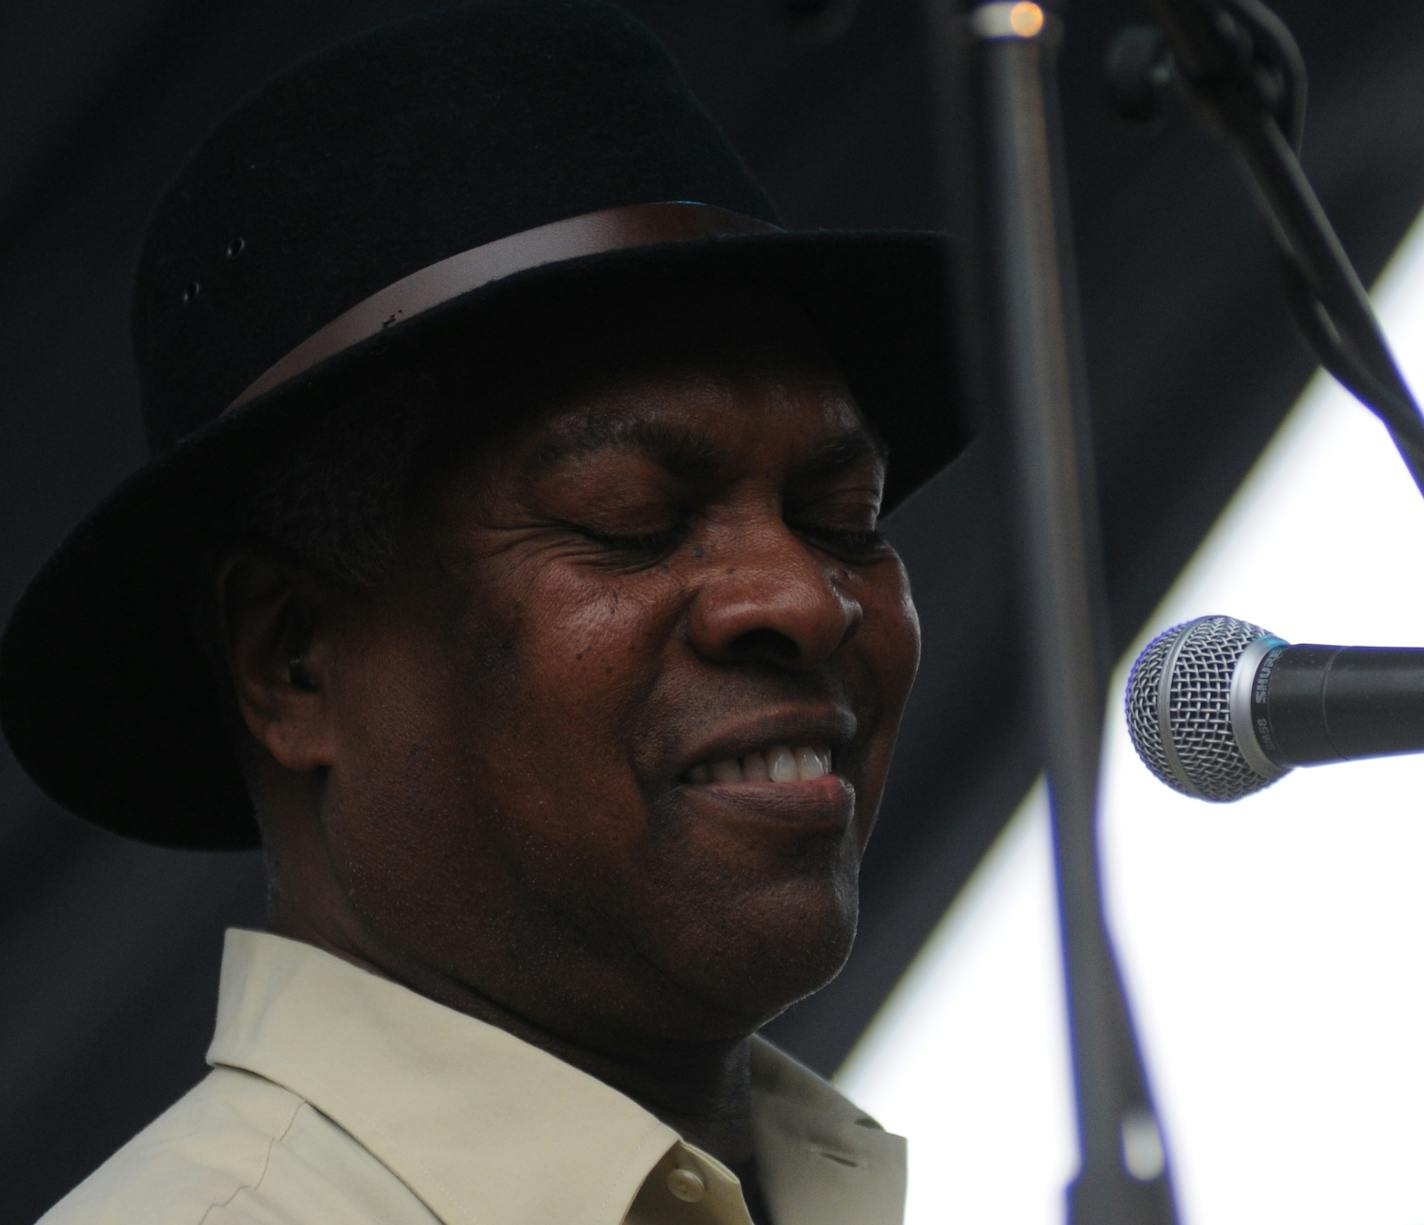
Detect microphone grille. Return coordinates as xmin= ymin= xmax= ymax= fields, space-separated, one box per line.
xmin=1124 ymin=614 xmax=1281 ymax=801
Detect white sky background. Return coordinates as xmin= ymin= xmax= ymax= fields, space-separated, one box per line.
xmin=836 ymin=205 xmax=1424 ymax=1225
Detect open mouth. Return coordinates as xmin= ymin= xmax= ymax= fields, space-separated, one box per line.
xmin=684 ymin=745 xmax=833 ymax=785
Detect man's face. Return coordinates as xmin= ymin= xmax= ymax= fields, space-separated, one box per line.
xmin=309 ymin=293 xmax=921 ymax=1046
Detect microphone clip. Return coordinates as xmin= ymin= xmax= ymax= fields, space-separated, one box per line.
xmin=1106 ymin=0 xmax=1306 ymax=149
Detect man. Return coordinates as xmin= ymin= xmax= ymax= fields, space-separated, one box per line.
xmin=0 ymin=2 xmax=969 ymax=1221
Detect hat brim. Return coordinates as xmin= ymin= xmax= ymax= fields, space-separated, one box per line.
xmin=0 ymin=228 xmax=971 ymax=848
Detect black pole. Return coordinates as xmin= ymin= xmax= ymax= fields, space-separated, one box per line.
xmin=933 ymin=3 xmax=1182 ymax=1220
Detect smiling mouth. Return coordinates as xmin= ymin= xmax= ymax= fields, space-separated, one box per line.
xmin=684 ymin=745 xmax=833 ymax=785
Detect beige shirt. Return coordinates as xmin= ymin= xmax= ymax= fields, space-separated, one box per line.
xmin=41 ymin=930 xmax=905 ymax=1225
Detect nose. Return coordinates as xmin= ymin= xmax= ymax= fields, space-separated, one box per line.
xmin=687 ymin=525 xmax=862 ymax=669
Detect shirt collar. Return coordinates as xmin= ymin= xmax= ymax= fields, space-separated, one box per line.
xmin=750 ymin=1040 xmax=906 ymax=1225
xmin=206 ymin=929 xmax=904 ymax=1225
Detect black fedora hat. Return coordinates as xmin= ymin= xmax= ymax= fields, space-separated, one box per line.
xmin=0 ymin=0 xmax=970 ymax=850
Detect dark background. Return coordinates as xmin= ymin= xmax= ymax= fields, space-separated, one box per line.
xmin=5 ymin=1 xmax=1423 ymax=1220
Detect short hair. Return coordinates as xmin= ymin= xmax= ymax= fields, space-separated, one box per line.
xmin=217 ymin=371 xmax=438 ymax=591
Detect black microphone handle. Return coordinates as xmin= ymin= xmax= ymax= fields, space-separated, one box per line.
xmin=1256 ymin=645 xmax=1424 ymax=767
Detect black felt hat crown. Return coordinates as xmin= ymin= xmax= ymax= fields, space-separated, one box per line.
xmin=0 ymin=0 xmax=968 ymax=848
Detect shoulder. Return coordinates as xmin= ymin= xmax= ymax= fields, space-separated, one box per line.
xmin=38 ymin=1068 xmax=438 ymax=1225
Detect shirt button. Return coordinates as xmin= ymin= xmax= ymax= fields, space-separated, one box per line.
xmin=666 ymin=1167 xmax=707 ymax=1203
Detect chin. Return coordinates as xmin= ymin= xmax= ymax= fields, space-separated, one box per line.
xmin=646 ymin=880 xmax=861 ymax=1039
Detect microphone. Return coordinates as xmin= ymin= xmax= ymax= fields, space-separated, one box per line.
xmin=1124 ymin=615 xmax=1424 ymax=801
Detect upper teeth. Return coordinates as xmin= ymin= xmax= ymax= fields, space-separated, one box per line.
xmin=687 ymin=745 xmax=832 ymax=785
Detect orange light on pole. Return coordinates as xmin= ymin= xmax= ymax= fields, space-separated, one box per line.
xmin=1010 ymin=2 xmax=1045 ymax=38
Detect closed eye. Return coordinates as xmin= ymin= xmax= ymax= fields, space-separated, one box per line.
xmin=568 ymin=522 xmax=687 ymax=567
xmin=795 ymin=523 xmax=888 ymax=559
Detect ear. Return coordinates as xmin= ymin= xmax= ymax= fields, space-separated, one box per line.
xmin=214 ymin=547 xmax=336 ymax=772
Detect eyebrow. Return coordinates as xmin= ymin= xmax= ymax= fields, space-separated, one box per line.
xmin=525 ymin=412 xmax=725 ymax=482
xmin=792 ymin=427 xmax=889 ymax=485
xmin=523 ymin=409 xmax=890 ymax=485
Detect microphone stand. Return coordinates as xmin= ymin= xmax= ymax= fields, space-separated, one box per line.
xmin=931 ymin=3 xmax=1181 ymax=1222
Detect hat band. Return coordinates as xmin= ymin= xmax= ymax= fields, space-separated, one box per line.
xmin=227 ymin=200 xmax=781 ymax=412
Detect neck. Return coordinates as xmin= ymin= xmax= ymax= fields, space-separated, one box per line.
xmin=270 ymin=912 xmax=759 ymax=1165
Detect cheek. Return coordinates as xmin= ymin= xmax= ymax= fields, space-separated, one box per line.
xmin=443 ymin=565 xmax=678 ymax=814
xmin=518 ymin=565 xmax=681 ymax=704
xmin=867 ymin=561 xmax=922 ymax=705
xmin=900 ymin=580 xmax=923 ymax=690
xmin=318 ymin=568 xmax=529 ymax=840
xmin=855 ymin=563 xmax=922 ymax=788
